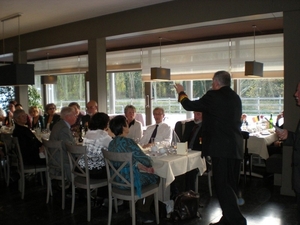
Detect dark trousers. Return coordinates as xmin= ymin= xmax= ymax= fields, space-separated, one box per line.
xmin=212 ymin=157 xmax=247 ymax=225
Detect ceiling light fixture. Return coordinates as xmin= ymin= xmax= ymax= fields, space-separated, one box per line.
xmin=245 ymin=25 xmax=263 ymax=77
xmin=41 ymin=53 xmax=57 ymax=84
xmin=150 ymin=37 xmax=170 ymax=81
xmin=0 ymin=13 xmax=34 ymax=86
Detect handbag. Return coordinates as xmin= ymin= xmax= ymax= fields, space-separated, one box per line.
xmin=172 ymin=190 xmax=200 ymax=221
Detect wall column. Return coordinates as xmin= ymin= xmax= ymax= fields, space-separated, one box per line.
xmin=280 ymin=9 xmax=300 ymax=196
xmin=88 ymin=38 xmax=107 ymax=112
xmin=13 ymin=50 xmax=29 ymax=112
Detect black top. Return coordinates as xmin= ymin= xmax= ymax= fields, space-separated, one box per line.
xmin=44 ymin=114 xmax=60 ymax=131
xmin=12 ymin=123 xmax=44 ymax=165
xmin=181 ymin=86 xmax=243 ymax=159
xmin=181 ymin=120 xmax=203 ymax=151
xmin=31 ymin=115 xmax=45 ymax=130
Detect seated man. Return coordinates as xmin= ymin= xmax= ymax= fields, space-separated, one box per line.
xmin=82 ymin=100 xmax=98 ymax=129
xmin=12 ymin=109 xmax=45 ymax=166
xmin=174 ymin=111 xmax=204 ymax=192
xmin=139 ymin=107 xmax=172 ymax=148
xmin=124 ymin=105 xmax=143 ymax=142
xmin=49 ymin=107 xmax=77 ymax=182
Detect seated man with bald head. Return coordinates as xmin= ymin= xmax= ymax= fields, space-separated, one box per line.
xmin=82 ymin=100 xmax=98 ymax=128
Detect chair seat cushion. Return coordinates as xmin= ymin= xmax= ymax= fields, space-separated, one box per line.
xmin=112 ymin=183 xmax=159 ymax=200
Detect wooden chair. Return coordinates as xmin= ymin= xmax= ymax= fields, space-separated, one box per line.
xmin=102 ymin=150 xmax=159 ymax=225
xmin=241 ymin=131 xmax=252 ymax=183
xmin=42 ymin=139 xmax=66 ymax=209
xmin=66 ymin=143 xmax=107 ymax=222
xmin=10 ymin=137 xmax=47 ymax=199
xmin=1 ymin=133 xmax=13 ymax=186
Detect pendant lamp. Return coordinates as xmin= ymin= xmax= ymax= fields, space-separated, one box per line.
xmin=151 ymin=37 xmax=170 ymax=81
xmin=245 ymin=25 xmax=263 ymax=77
xmin=0 ymin=13 xmax=34 ymax=86
xmin=41 ymin=53 xmax=57 ymax=84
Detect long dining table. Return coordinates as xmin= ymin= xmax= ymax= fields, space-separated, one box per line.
xmin=150 ymin=150 xmax=206 ymax=202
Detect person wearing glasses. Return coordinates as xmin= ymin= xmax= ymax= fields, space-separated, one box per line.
xmin=139 ymin=107 xmax=172 ymax=148
xmin=82 ymin=100 xmax=98 ymax=129
xmin=44 ymin=103 xmax=60 ymax=131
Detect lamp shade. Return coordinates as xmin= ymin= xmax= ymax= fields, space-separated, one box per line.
xmin=0 ymin=64 xmax=34 ymax=86
xmin=151 ymin=67 xmax=170 ymax=80
xmin=41 ymin=75 xmax=57 ymax=84
xmin=245 ymin=61 xmax=263 ymax=77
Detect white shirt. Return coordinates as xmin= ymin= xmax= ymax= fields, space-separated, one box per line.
xmin=79 ymin=129 xmax=112 ymax=170
xmin=139 ymin=122 xmax=172 ymax=145
xmin=127 ymin=119 xmax=143 ymax=141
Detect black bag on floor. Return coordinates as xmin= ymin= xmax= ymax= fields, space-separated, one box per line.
xmin=171 ymin=190 xmax=200 ymax=221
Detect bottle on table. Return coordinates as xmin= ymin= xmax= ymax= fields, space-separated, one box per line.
xmin=269 ymin=114 xmax=273 ymax=129
xmin=78 ymin=121 xmax=84 ymax=143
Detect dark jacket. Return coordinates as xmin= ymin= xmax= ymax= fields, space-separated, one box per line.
xmin=44 ymin=114 xmax=60 ymax=131
xmin=283 ymin=120 xmax=300 ymax=193
xmin=12 ymin=123 xmax=44 ymax=165
xmin=181 ymin=120 xmax=203 ymax=151
xmin=31 ymin=115 xmax=45 ymax=130
xmin=180 ymin=86 xmax=243 ymax=159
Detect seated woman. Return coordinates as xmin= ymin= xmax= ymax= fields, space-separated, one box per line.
xmin=44 ymin=103 xmax=60 ymax=131
xmin=12 ymin=109 xmax=45 ymax=166
xmin=29 ymin=106 xmax=45 ymax=130
xmin=108 ymin=115 xmax=159 ymax=197
xmin=78 ymin=112 xmax=112 ymax=179
xmin=68 ymin=102 xmax=84 ymax=135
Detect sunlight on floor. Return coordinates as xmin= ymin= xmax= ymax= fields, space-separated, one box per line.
xmin=248 ymin=216 xmax=282 ymax=225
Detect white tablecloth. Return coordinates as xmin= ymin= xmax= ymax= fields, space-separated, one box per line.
xmin=247 ymin=133 xmax=278 ymax=159
xmin=151 ymin=150 xmax=206 ymax=201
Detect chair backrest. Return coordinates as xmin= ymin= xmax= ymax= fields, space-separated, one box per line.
xmin=1 ymin=133 xmax=13 ymax=149
xmin=135 ymin=113 xmax=145 ymax=127
xmin=174 ymin=121 xmax=184 ymax=141
xmin=42 ymin=139 xmax=64 ymax=180
xmin=241 ymin=131 xmax=250 ymax=154
xmin=102 ymin=150 xmax=134 ymax=195
xmin=65 ymin=143 xmax=90 ymax=183
xmin=9 ymin=137 xmax=24 ymax=174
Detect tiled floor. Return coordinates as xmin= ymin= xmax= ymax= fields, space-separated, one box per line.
xmin=0 ymin=167 xmax=298 ymax=225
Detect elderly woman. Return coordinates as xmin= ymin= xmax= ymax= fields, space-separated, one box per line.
xmin=12 ymin=109 xmax=45 ymax=166
xmin=68 ymin=102 xmax=84 ymax=134
xmin=29 ymin=106 xmax=45 ymax=130
xmin=108 ymin=115 xmax=159 ymax=197
xmin=44 ymin=103 xmax=60 ymax=130
xmin=78 ymin=112 xmax=112 ymax=179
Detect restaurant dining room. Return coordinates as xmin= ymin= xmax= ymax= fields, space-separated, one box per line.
xmin=1 ymin=1 xmax=300 ymax=225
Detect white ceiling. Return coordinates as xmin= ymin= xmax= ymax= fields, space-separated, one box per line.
xmin=0 ymin=1 xmax=283 ymax=62
xmin=0 ymin=0 xmax=172 ymax=39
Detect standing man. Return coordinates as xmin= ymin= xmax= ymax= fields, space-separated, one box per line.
xmin=49 ymin=106 xmax=77 ymax=182
xmin=124 ymin=105 xmax=143 ymax=141
xmin=276 ymin=82 xmax=300 ymax=224
xmin=82 ymin=100 xmax=98 ymax=128
xmin=174 ymin=70 xmax=246 ymax=225
xmin=140 ymin=107 xmax=172 ymax=148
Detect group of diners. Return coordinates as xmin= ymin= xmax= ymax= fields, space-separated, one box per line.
xmin=1 ymin=96 xmax=207 ymax=204
xmin=5 ymin=99 xmax=174 ymax=199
